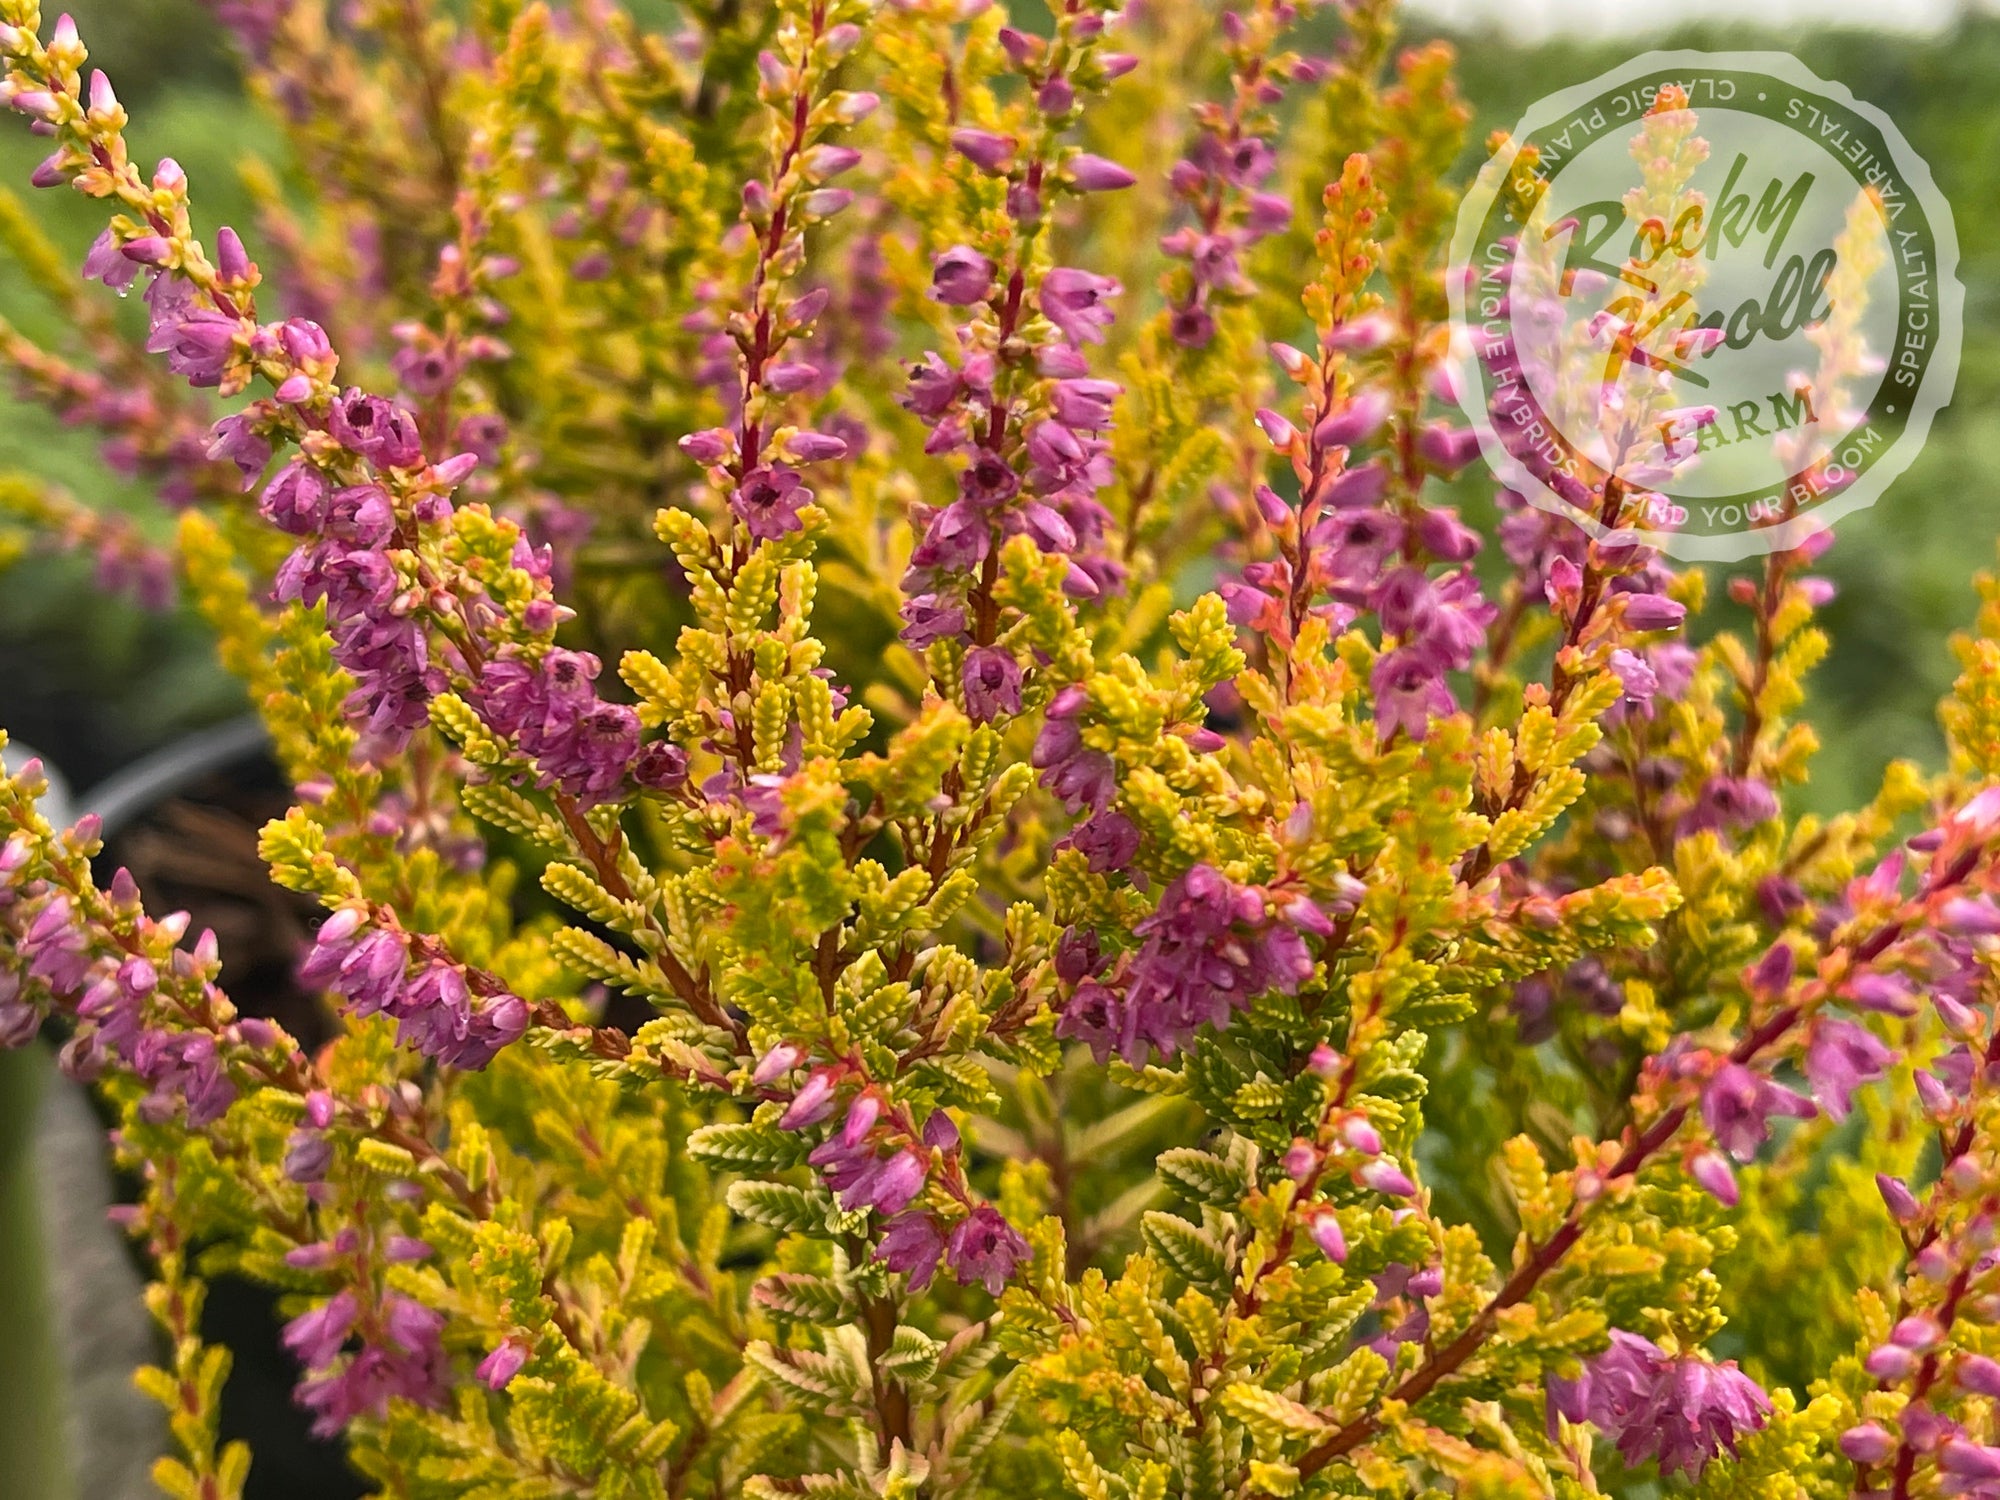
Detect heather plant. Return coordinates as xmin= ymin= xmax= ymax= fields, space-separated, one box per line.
xmin=1 ymin=1 xmax=1999 ymax=1497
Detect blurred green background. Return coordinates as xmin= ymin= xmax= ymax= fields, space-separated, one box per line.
xmin=3 ymin=1 xmax=1999 ymax=1493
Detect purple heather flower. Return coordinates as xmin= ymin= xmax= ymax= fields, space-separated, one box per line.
xmin=281 ymin=1290 xmax=359 ymax=1371
xmin=261 ymin=460 xmax=330 ymax=535
xmin=1053 ymin=928 xmax=1103 ymax=984
xmin=476 ymin=1340 xmax=529 ymax=1391
xmin=475 ymin=649 xmax=643 ymax=808
xmin=962 ymin=646 xmax=1022 ymax=722
xmin=1845 ymin=971 xmax=1918 ymax=1016
xmin=1609 ymin=648 xmax=1659 ymax=714
xmin=1057 ymin=865 xmax=1321 ymax=1065
xmin=1702 ymin=1063 xmax=1816 ymax=1163
xmin=283 ymin=1128 xmax=334 ymax=1184
xmin=946 ymin=1205 xmax=1030 ymax=1295
xmin=1864 ymin=1342 xmax=1916 ymax=1381
xmin=899 ymin=595 xmax=967 ymax=648
xmin=960 ymin=447 xmax=1022 ymax=508
xmin=909 ymin=499 xmax=990 ymax=573
xmin=1040 ymin=268 xmax=1120 ymax=346
xmin=781 ymin=1070 xmax=838 ymax=1129
xmin=732 ymin=464 xmax=811 ymax=541
xmin=392 ymin=341 xmax=461 ymax=399
xmin=1804 ymin=1019 xmax=1893 ymax=1120
xmin=1049 ymin=377 xmax=1120 ymax=431
xmin=82 ymin=228 xmax=139 ymax=292
xmin=291 ymin=1293 xmax=447 ymax=1438
xmin=1065 ymin=809 xmax=1139 ymax=875
xmin=1682 ymin=776 xmax=1779 ymax=835
xmin=206 ymin=412 xmax=274 ymax=488
xmin=1320 ymin=460 xmax=1390 ymax=513
xmin=1548 ymin=1330 xmax=1770 ymax=1477
xmin=877 ymin=1211 xmax=947 ymax=1290
xmin=1371 ymin=647 xmax=1454 ymax=743
xmin=632 ymin=742 xmax=689 ymax=793
xmin=1311 ymin=389 xmax=1392 ymax=451
xmin=809 ymin=1108 xmax=928 ymax=1216
xmin=902 ymin=352 xmax=962 ymax=420
xmin=298 ymin=913 xmax=523 ymax=1071
xmin=1416 ymin=422 xmax=1481 ymax=472
xmin=328 ymin=389 xmax=424 ymax=468
xmin=151 ymin=303 xmax=244 ymax=389
xmin=931 ymin=245 xmax=996 ymax=306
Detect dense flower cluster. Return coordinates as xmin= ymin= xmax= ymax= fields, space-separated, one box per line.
xmin=1549 ymin=1330 xmax=1773 ymax=1477
xmin=1057 ymin=862 xmax=1328 ymax=1064
xmin=297 ymin=907 xmax=529 ymax=1071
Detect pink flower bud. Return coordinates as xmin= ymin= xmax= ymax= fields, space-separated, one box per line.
xmin=753 ymin=1044 xmax=801 ymax=1086
xmin=1254 ymin=484 xmax=1291 ymax=528
xmin=1339 ymin=1116 xmax=1382 ymax=1156
xmin=829 ymin=91 xmax=878 ymax=124
xmin=1839 ymin=1422 xmax=1896 ymax=1465
xmin=1864 ymin=1343 xmax=1916 ymax=1380
xmin=433 ymin=452 xmax=479 ymax=487
xmin=679 ymin=428 xmax=732 ymax=464
xmin=88 ymin=70 xmax=117 ymax=115
xmin=1892 ymin=1314 xmax=1944 ymax=1351
xmin=7 ymin=90 xmax=59 ymax=122
xmin=1959 ymin=1355 xmax=2000 ymax=1397
xmin=1877 ymin=1173 xmax=1920 ymax=1222
xmin=797 ymin=188 xmax=854 ymax=220
xmin=1311 ymin=389 xmax=1391 ymax=451
xmin=1270 ymin=342 xmax=1312 ymax=379
xmin=802 ymin=144 xmax=861 ymax=180
xmin=1325 ymin=314 xmax=1393 ymax=353
xmin=476 ymin=1340 xmax=529 ymax=1391
xmin=781 ymin=1070 xmax=838 ymax=1129
xmin=1620 ymin=593 xmax=1686 ymax=632
xmin=1689 ymin=1150 xmax=1739 ymax=1206
xmin=785 ymin=431 xmax=848 ymax=463
xmin=1067 ymin=153 xmax=1135 ymax=191
xmin=950 ymin=128 xmax=1017 ymax=174
xmin=1416 ymin=422 xmax=1480 ymax=473
xmin=1254 ymin=408 xmax=1297 ymax=448
xmin=1359 ymin=1159 xmax=1416 ymax=1198
xmin=1309 ymin=1210 xmax=1347 ymax=1262
xmin=120 ymin=235 xmax=174 ymax=267
xmin=216 ymin=226 xmax=252 ymax=283
xmin=1283 ymin=1141 xmax=1316 ymax=1180
xmin=1942 ymin=1440 xmax=2000 ymax=1482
